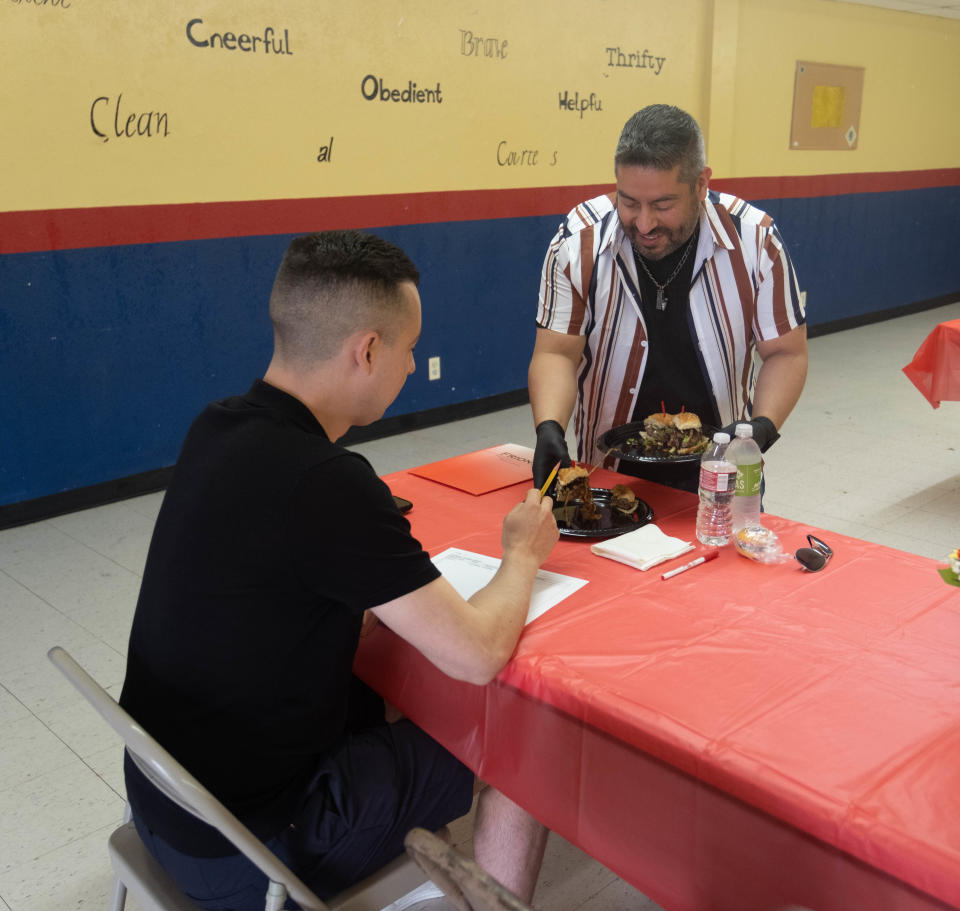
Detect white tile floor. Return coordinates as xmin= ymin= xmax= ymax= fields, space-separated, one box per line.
xmin=1 ymin=302 xmax=958 ymax=911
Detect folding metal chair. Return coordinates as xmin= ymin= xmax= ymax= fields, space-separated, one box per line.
xmin=48 ymin=646 xmax=430 ymax=911
xmin=403 ymin=828 xmax=532 ymax=911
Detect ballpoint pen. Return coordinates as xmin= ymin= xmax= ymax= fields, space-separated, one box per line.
xmin=661 ymin=548 xmax=719 ymax=580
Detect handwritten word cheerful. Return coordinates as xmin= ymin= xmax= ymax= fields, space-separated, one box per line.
xmin=186 ymin=19 xmax=292 ymax=55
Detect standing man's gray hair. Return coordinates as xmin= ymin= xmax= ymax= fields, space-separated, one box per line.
xmin=614 ymin=104 xmax=706 ymax=187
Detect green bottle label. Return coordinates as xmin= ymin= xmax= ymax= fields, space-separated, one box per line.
xmin=735 ymin=462 xmax=762 ymax=497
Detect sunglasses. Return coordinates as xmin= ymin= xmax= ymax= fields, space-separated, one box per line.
xmin=795 ymin=534 xmax=833 ymax=572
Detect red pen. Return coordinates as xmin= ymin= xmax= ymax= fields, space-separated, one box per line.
xmin=661 ymin=548 xmax=719 ymax=580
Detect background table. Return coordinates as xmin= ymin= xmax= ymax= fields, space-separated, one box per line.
xmin=355 ymin=465 xmax=960 ymax=911
xmin=903 ymin=317 xmax=960 ymax=408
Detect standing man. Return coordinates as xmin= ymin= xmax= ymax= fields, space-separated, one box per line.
xmin=529 ymin=104 xmax=808 ymax=491
xmin=120 ymin=230 xmax=557 ymax=909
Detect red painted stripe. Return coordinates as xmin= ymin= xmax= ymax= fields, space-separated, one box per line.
xmin=710 ymin=168 xmax=960 ymax=200
xmin=2 ymin=169 xmax=957 ymax=255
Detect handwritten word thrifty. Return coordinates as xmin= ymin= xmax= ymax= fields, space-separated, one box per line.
xmin=605 ymin=46 xmax=666 ymax=75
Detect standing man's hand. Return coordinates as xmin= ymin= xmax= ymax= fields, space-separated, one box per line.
xmin=533 ymin=420 xmax=571 ymax=490
xmin=721 ymin=416 xmax=780 ymax=452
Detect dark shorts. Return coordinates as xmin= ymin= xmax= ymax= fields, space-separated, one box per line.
xmin=133 ymin=718 xmax=473 ymax=909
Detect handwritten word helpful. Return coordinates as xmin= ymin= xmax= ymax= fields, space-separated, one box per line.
xmin=90 ymin=94 xmax=169 ymax=142
xmin=459 ymin=29 xmax=508 ymax=58
xmin=186 ymin=19 xmax=292 ymax=55
xmin=559 ymin=91 xmax=603 ymax=118
xmin=361 ymin=76 xmax=443 ymax=104
xmin=605 ymin=46 xmax=666 ymax=75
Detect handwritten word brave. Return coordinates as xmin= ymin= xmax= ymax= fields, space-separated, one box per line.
xmin=361 ymin=76 xmax=443 ymax=104
xmin=605 ymin=46 xmax=665 ymax=75
xmin=90 ymin=94 xmax=169 ymax=142
xmin=559 ymin=91 xmax=602 ymax=118
xmin=459 ymin=29 xmax=508 ymax=58
xmin=186 ymin=19 xmax=292 ymax=55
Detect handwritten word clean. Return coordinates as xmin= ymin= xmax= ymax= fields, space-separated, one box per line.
xmin=605 ymin=46 xmax=665 ymax=75
xmin=559 ymin=91 xmax=603 ymax=118
xmin=90 ymin=94 xmax=169 ymax=142
xmin=186 ymin=19 xmax=292 ymax=55
xmin=361 ymin=76 xmax=443 ymax=104
xmin=459 ymin=30 xmax=508 ymax=58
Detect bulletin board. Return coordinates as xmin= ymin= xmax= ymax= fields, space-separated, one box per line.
xmin=790 ymin=60 xmax=865 ymax=151
xmin=1 ymin=0 xmax=707 ymax=213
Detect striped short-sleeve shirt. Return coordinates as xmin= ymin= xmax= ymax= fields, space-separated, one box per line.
xmin=536 ymin=190 xmax=806 ymax=467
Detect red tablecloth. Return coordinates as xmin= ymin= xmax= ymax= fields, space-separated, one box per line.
xmin=355 ymin=466 xmax=960 ymax=911
xmin=903 ymin=318 xmax=960 ymax=408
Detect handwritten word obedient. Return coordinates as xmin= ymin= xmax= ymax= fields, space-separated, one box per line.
xmin=186 ymin=19 xmax=293 ymax=55
xmin=360 ymin=76 xmax=443 ymax=104
xmin=604 ymin=46 xmax=666 ymax=75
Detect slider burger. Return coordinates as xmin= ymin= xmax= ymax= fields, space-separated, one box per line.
xmin=610 ymin=484 xmax=638 ymax=516
xmin=555 ymin=466 xmax=601 ymax=520
xmin=639 ymin=410 xmax=709 ymax=455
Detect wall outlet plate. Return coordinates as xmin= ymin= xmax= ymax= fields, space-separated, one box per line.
xmin=428 ymin=356 xmax=441 ymax=380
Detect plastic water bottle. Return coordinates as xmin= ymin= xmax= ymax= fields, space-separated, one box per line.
xmin=728 ymin=423 xmax=763 ymax=531
xmin=696 ymin=432 xmax=736 ymax=546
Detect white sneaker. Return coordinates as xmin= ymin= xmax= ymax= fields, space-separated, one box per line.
xmin=378 ymin=880 xmax=445 ymax=911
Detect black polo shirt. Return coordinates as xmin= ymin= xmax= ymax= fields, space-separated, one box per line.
xmin=120 ymin=380 xmax=439 ymax=855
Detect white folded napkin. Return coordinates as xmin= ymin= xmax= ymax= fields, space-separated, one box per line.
xmin=590 ymin=523 xmax=695 ymax=571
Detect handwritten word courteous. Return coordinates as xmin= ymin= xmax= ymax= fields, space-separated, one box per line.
xmin=90 ymin=95 xmax=169 ymax=142
xmin=496 ymin=142 xmax=559 ymax=167
xmin=361 ymin=76 xmax=443 ymax=104
xmin=459 ymin=29 xmax=507 ymax=58
xmin=605 ymin=46 xmax=666 ymax=75
xmin=558 ymin=91 xmax=603 ymax=118
xmin=186 ymin=19 xmax=292 ymax=55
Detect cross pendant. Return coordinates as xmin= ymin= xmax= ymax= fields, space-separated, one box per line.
xmin=656 ymin=288 xmax=667 ymax=310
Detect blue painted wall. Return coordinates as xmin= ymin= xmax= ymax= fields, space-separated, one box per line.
xmin=2 ymin=187 xmax=959 ymax=506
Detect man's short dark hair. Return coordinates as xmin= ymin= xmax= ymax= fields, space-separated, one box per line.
xmin=614 ymin=104 xmax=706 ymax=187
xmin=269 ymin=230 xmax=420 ymax=364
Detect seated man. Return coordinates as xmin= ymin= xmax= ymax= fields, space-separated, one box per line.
xmin=119 ymin=230 xmax=558 ymax=909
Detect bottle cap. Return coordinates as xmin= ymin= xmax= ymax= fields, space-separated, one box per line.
xmin=735 ymin=423 xmax=753 ymax=438
xmin=713 ymin=432 xmax=731 ymax=444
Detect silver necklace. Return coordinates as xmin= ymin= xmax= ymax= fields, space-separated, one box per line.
xmin=633 ymin=228 xmax=698 ymax=311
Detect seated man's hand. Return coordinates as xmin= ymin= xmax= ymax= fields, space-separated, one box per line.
xmin=502 ymin=488 xmax=559 ymax=567
xmin=722 ymin=416 xmax=780 ymax=453
xmin=533 ymin=420 xmax=571 ymax=490
xmin=360 ymin=609 xmax=379 ymax=638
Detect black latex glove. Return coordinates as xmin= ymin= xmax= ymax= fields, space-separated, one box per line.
xmin=533 ymin=420 xmax=572 ymax=490
xmin=721 ymin=416 xmax=780 ymax=453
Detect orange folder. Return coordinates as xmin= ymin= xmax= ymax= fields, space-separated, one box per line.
xmin=409 ymin=443 xmax=534 ymax=495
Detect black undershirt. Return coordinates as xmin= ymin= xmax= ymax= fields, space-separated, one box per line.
xmin=621 ymin=225 xmax=715 ymax=490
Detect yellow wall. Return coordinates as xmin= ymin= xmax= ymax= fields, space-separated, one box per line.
xmin=709 ymin=0 xmax=960 ymax=178
xmin=1 ymin=0 xmax=708 ymax=210
xmin=3 ymin=0 xmax=957 ymax=212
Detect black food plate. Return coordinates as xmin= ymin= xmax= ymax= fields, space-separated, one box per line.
xmin=554 ymin=488 xmax=654 ymax=538
xmin=599 ymin=420 xmax=718 ymax=464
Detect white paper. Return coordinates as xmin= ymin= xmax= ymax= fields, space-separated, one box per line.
xmin=432 ymin=547 xmax=588 ymax=625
